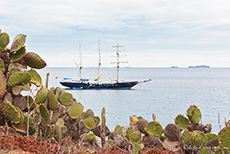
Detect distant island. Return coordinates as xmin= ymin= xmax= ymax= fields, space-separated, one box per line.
xmin=170 ymin=66 xmax=179 ymax=68
xmin=188 ymin=65 xmax=210 ymax=68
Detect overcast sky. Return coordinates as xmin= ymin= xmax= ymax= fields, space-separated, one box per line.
xmin=1 ymin=0 xmax=230 ymax=67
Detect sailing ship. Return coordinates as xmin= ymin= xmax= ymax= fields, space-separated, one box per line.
xmin=59 ymin=40 xmax=151 ymax=89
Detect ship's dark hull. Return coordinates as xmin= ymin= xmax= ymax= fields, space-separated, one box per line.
xmin=60 ymin=81 xmax=138 ymax=89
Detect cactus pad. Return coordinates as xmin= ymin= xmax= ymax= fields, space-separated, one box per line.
xmin=101 ymin=107 xmax=106 ymax=127
xmin=84 ymin=109 xmax=94 ymax=118
xmin=59 ymin=91 xmax=73 ymax=106
xmin=7 ymin=71 xmax=31 ymax=87
xmin=191 ymin=130 xmax=207 ymax=147
xmin=8 ymin=63 xmax=27 ymax=73
xmin=35 ymin=86 xmax=48 ymax=104
xmin=130 ymin=143 xmax=141 ymax=154
xmin=200 ymin=148 xmax=213 ymax=154
xmin=145 ymin=121 xmax=163 ymax=137
xmin=175 ymin=114 xmax=189 ymax=130
xmin=130 ymin=115 xmax=138 ymax=125
xmin=205 ymin=133 xmax=217 ymax=142
xmin=54 ymin=126 xmax=62 ymax=142
xmin=86 ymin=133 xmax=96 ymax=142
xmin=114 ymin=125 xmax=123 ymax=135
xmin=12 ymin=107 xmax=24 ymax=127
xmin=126 ymin=126 xmax=133 ymax=140
xmin=186 ymin=105 xmax=201 ymax=124
xmin=51 ymin=109 xmax=60 ymax=124
xmin=28 ymin=69 xmax=42 ymax=87
xmin=39 ymin=104 xmax=50 ymax=124
xmin=43 ymin=124 xmax=52 ymax=139
xmin=130 ymin=131 xmax=141 ymax=144
xmin=0 ymin=72 xmax=6 ymax=100
xmin=12 ymin=120 xmax=27 ymax=134
xmin=0 ymin=32 xmax=9 ymax=53
xmin=10 ymin=46 xmax=26 ymax=62
xmin=67 ymin=102 xmax=83 ymax=119
xmin=218 ymin=127 xmax=230 ymax=148
xmin=12 ymin=83 xmax=30 ymax=96
xmin=104 ymin=139 xmax=115 ymax=149
xmin=48 ymin=90 xmax=58 ymax=110
xmin=10 ymin=34 xmax=26 ymax=52
xmin=55 ymin=118 xmax=64 ymax=127
xmin=94 ymin=116 xmax=100 ymax=126
xmin=182 ymin=130 xmax=192 ymax=146
xmin=0 ymin=101 xmax=21 ymax=125
xmin=152 ymin=113 xmax=156 ymax=121
xmin=85 ymin=117 xmax=96 ymax=130
xmin=0 ymin=58 xmax=5 ymax=73
xmin=24 ymin=52 xmax=46 ymax=69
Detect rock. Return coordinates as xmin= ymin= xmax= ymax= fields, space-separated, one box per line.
xmin=162 ymin=138 xmax=182 ymax=153
xmin=142 ymin=135 xmax=162 ymax=148
xmin=137 ymin=119 xmax=149 ymax=135
xmin=163 ymin=123 xmax=180 ymax=141
xmin=207 ymin=138 xmax=219 ymax=147
xmin=204 ymin=123 xmax=212 ymax=133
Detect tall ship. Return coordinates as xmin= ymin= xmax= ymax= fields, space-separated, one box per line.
xmin=60 ymin=40 xmax=151 ymax=89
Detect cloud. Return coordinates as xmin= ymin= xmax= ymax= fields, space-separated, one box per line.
xmin=1 ymin=0 xmax=230 ymax=67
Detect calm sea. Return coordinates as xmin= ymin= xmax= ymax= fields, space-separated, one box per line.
xmin=37 ymin=67 xmax=230 ymax=133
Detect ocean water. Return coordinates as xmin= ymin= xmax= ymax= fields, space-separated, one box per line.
xmin=37 ymin=67 xmax=230 ymax=133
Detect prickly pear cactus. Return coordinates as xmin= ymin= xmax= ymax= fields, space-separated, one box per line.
xmin=130 ymin=131 xmax=141 ymax=144
xmin=130 ymin=115 xmax=138 ymax=125
xmin=191 ymin=130 xmax=207 ymax=147
xmin=182 ymin=129 xmax=192 ymax=146
xmin=7 ymin=71 xmax=31 ymax=87
xmin=144 ymin=121 xmax=163 ymax=137
xmin=186 ymin=105 xmax=201 ymax=124
xmin=0 ymin=58 xmax=5 ymax=73
xmin=59 ymin=91 xmax=73 ymax=106
xmin=35 ymin=86 xmax=48 ymax=104
xmin=0 ymin=72 xmax=6 ymax=100
xmin=10 ymin=34 xmax=26 ymax=52
xmin=47 ymin=90 xmax=58 ymax=110
xmin=86 ymin=133 xmax=96 ymax=142
xmin=0 ymin=101 xmax=22 ymax=125
xmin=0 ymin=32 xmax=9 ymax=53
xmin=205 ymin=133 xmax=217 ymax=142
xmin=28 ymin=69 xmax=42 ymax=87
xmin=130 ymin=143 xmax=141 ymax=154
xmin=199 ymin=148 xmax=213 ymax=154
xmin=10 ymin=46 xmax=26 ymax=63
xmin=67 ymin=102 xmax=83 ymax=119
xmin=175 ymin=114 xmax=189 ymax=130
xmin=39 ymin=104 xmax=50 ymax=124
xmin=114 ymin=125 xmax=123 ymax=135
xmin=24 ymin=52 xmax=46 ymax=69
xmin=218 ymin=127 xmax=230 ymax=148
xmin=101 ymin=107 xmax=106 ymax=147
xmin=54 ymin=126 xmax=62 ymax=142
xmin=85 ymin=117 xmax=96 ymax=130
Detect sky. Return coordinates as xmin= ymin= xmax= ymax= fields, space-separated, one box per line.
xmin=1 ymin=0 xmax=230 ymax=67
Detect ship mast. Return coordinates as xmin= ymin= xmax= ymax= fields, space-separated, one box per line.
xmin=79 ymin=43 xmax=82 ymax=80
xmin=112 ymin=41 xmax=126 ymax=82
xmin=98 ymin=39 xmax=101 ymax=80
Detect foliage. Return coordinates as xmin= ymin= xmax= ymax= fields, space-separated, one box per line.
xmin=1 ymin=29 xmax=230 ymax=154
